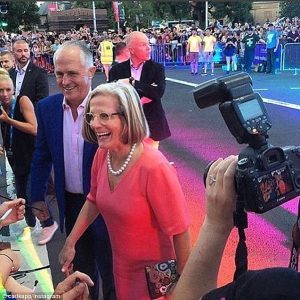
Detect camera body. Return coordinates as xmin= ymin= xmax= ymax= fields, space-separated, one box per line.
xmin=194 ymin=72 xmax=300 ymax=213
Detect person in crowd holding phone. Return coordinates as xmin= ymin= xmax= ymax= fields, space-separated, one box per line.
xmin=59 ymin=82 xmax=191 ymax=300
xmin=0 ymin=68 xmax=37 ymax=231
xmin=173 ymin=155 xmax=300 ymax=300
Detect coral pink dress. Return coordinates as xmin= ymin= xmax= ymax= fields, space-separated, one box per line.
xmin=87 ymin=143 xmax=190 ymax=300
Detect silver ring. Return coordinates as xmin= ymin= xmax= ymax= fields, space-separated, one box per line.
xmin=209 ymin=175 xmax=217 ymax=186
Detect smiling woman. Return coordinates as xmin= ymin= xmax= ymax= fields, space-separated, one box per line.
xmin=60 ymin=81 xmax=191 ymax=300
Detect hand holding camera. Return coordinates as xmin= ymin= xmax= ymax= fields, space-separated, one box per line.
xmin=194 ymin=72 xmax=300 ymax=214
xmin=205 ymin=156 xmax=238 ymax=231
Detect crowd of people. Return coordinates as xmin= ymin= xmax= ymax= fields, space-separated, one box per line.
xmin=0 ymin=15 xmax=299 ymax=300
xmin=0 ymin=15 xmax=298 ymax=76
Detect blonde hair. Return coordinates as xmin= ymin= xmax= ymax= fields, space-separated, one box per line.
xmin=0 ymin=67 xmax=9 ymax=76
xmin=83 ymin=82 xmax=149 ymax=145
xmin=0 ymin=69 xmax=13 ymax=86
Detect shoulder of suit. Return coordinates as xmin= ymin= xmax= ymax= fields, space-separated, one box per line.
xmin=145 ymin=59 xmax=163 ymax=70
xmin=29 ymin=62 xmax=47 ymax=73
xmin=38 ymin=93 xmax=64 ymax=108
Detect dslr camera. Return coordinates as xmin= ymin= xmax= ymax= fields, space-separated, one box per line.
xmin=194 ymin=72 xmax=300 ymax=213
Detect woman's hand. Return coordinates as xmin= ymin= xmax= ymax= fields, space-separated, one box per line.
xmin=0 ymin=198 xmax=25 ymax=227
xmin=0 ymin=107 xmax=10 ymax=123
xmin=59 ymin=239 xmax=76 ymax=276
xmin=205 ymin=155 xmax=238 ymax=231
xmin=52 ymin=271 xmax=94 ymax=300
xmin=0 ymin=248 xmax=21 ymax=273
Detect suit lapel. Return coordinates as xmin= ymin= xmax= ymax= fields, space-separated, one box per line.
xmin=140 ymin=60 xmax=151 ymax=82
xmin=51 ymin=95 xmax=64 ymax=170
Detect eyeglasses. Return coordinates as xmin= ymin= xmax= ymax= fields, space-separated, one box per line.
xmin=84 ymin=112 xmax=123 ymax=125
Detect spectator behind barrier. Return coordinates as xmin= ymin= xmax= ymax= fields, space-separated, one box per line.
xmin=173 ymin=155 xmax=300 ymax=300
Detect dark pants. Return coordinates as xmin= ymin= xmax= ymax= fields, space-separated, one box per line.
xmin=15 ymin=173 xmax=36 ymax=227
xmin=64 ymin=191 xmax=115 ymax=300
xmin=266 ymin=47 xmax=276 ymax=74
xmin=244 ymin=48 xmax=255 ymax=73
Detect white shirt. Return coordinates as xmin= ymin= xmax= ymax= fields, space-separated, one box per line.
xmin=15 ymin=60 xmax=30 ymax=97
xmin=63 ymin=93 xmax=89 ymax=194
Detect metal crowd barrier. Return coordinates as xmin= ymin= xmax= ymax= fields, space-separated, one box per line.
xmin=282 ymin=43 xmax=300 ymax=73
xmin=151 ymin=42 xmax=296 ymax=73
xmin=150 ymin=42 xmax=227 ymax=66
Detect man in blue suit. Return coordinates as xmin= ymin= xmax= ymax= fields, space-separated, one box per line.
xmin=30 ymin=40 xmax=115 ymax=300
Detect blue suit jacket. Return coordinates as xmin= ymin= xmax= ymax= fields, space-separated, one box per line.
xmin=31 ymin=93 xmax=98 ymax=230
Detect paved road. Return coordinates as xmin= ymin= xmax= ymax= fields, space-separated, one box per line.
xmin=2 ymin=67 xmax=300 ymax=295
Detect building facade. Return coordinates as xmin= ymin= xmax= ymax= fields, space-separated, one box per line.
xmin=251 ymin=1 xmax=280 ymax=25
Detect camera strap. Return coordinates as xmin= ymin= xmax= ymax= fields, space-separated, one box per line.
xmin=233 ymin=196 xmax=248 ymax=280
xmin=288 ymin=197 xmax=300 ymax=271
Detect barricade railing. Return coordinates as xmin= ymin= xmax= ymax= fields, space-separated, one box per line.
xmin=253 ymin=43 xmax=282 ymax=72
xmin=282 ymin=43 xmax=300 ymax=73
xmin=150 ymin=41 xmax=226 ymax=66
xmin=150 ymin=42 xmax=290 ymax=72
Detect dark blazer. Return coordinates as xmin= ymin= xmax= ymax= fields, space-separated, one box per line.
xmin=30 ymin=93 xmax=97 ymax=229
xmin=9 ymin=61 xmax=49 ymax=106
xmin=109 ymin=59 xmax=171 ymax=141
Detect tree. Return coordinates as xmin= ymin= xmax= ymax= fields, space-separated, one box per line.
xmin=280 ymin=1 xmax=300 ymax=18
xmin=191 ymin=1 xmax=214 ymax=27
xmin=210 ymin=1 xmax=253 ymax=25
xmin=72 ymin=0 xmax=192 ymax=30
xmin=4 ymin=0 xmax=40 ymax=32
xmin=152 ymin=2 xmax=191 ymax=23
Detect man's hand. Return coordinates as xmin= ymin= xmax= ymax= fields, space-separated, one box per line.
xmin=31 ymin=201 xmax=50 ymax=221
xmin=0 ymin=198 xmax=25 ymax=227
xmin=52 ymin=271 xmax=94 ymax=300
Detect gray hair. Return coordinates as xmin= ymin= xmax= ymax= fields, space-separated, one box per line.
xmin=83 ymin=82 xmax=149 ymax=145
xmin=125 ymin=31 xmax=147 ymax=48
xmin=53 ymin=40 xmax=93 ymax=68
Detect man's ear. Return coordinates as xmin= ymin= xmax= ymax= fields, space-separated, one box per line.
xmin=88 ymin=66 xmax=96 ymax=79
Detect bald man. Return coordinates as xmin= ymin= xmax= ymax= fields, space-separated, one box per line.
xmin=109 ymin=31 xmax=171 ymax=148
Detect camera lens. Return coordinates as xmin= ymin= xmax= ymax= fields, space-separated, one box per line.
xmin=295 ymin=174 xmax=300 ymax=188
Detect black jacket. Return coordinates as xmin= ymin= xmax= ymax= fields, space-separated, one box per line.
xmin=109 ymin=59 xmax=171 ymax=141
xmin=9 ymin=61 xmax=49 ymax=106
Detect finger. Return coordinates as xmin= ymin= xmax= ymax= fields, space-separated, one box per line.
xmin=221 ymin=159 xmax=238 ymax=191
xmin=62 ymin=283 xmax=86 ymax=300
xmin=72 ymin=271 xmax=94 ymax=287
xmin=215 ymin=155 xmax=237 ymax=189
xmin=81 ymin=283 xmax=90 ymax=300
xmin=62 ymin=263 xmax=73 ymax=275
xmin=206 ymin=158 xmax=223 ymax=187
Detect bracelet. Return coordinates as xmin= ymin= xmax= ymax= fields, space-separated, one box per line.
xmin=0 ymin=253 xmax=15 ymax=272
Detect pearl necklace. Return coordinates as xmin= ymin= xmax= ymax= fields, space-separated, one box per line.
xmin=107 ymin=143 xmax=137 ymax=176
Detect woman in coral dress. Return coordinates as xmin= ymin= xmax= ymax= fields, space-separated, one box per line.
xmin=59 ymin=82 xmax=191 ymax=300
